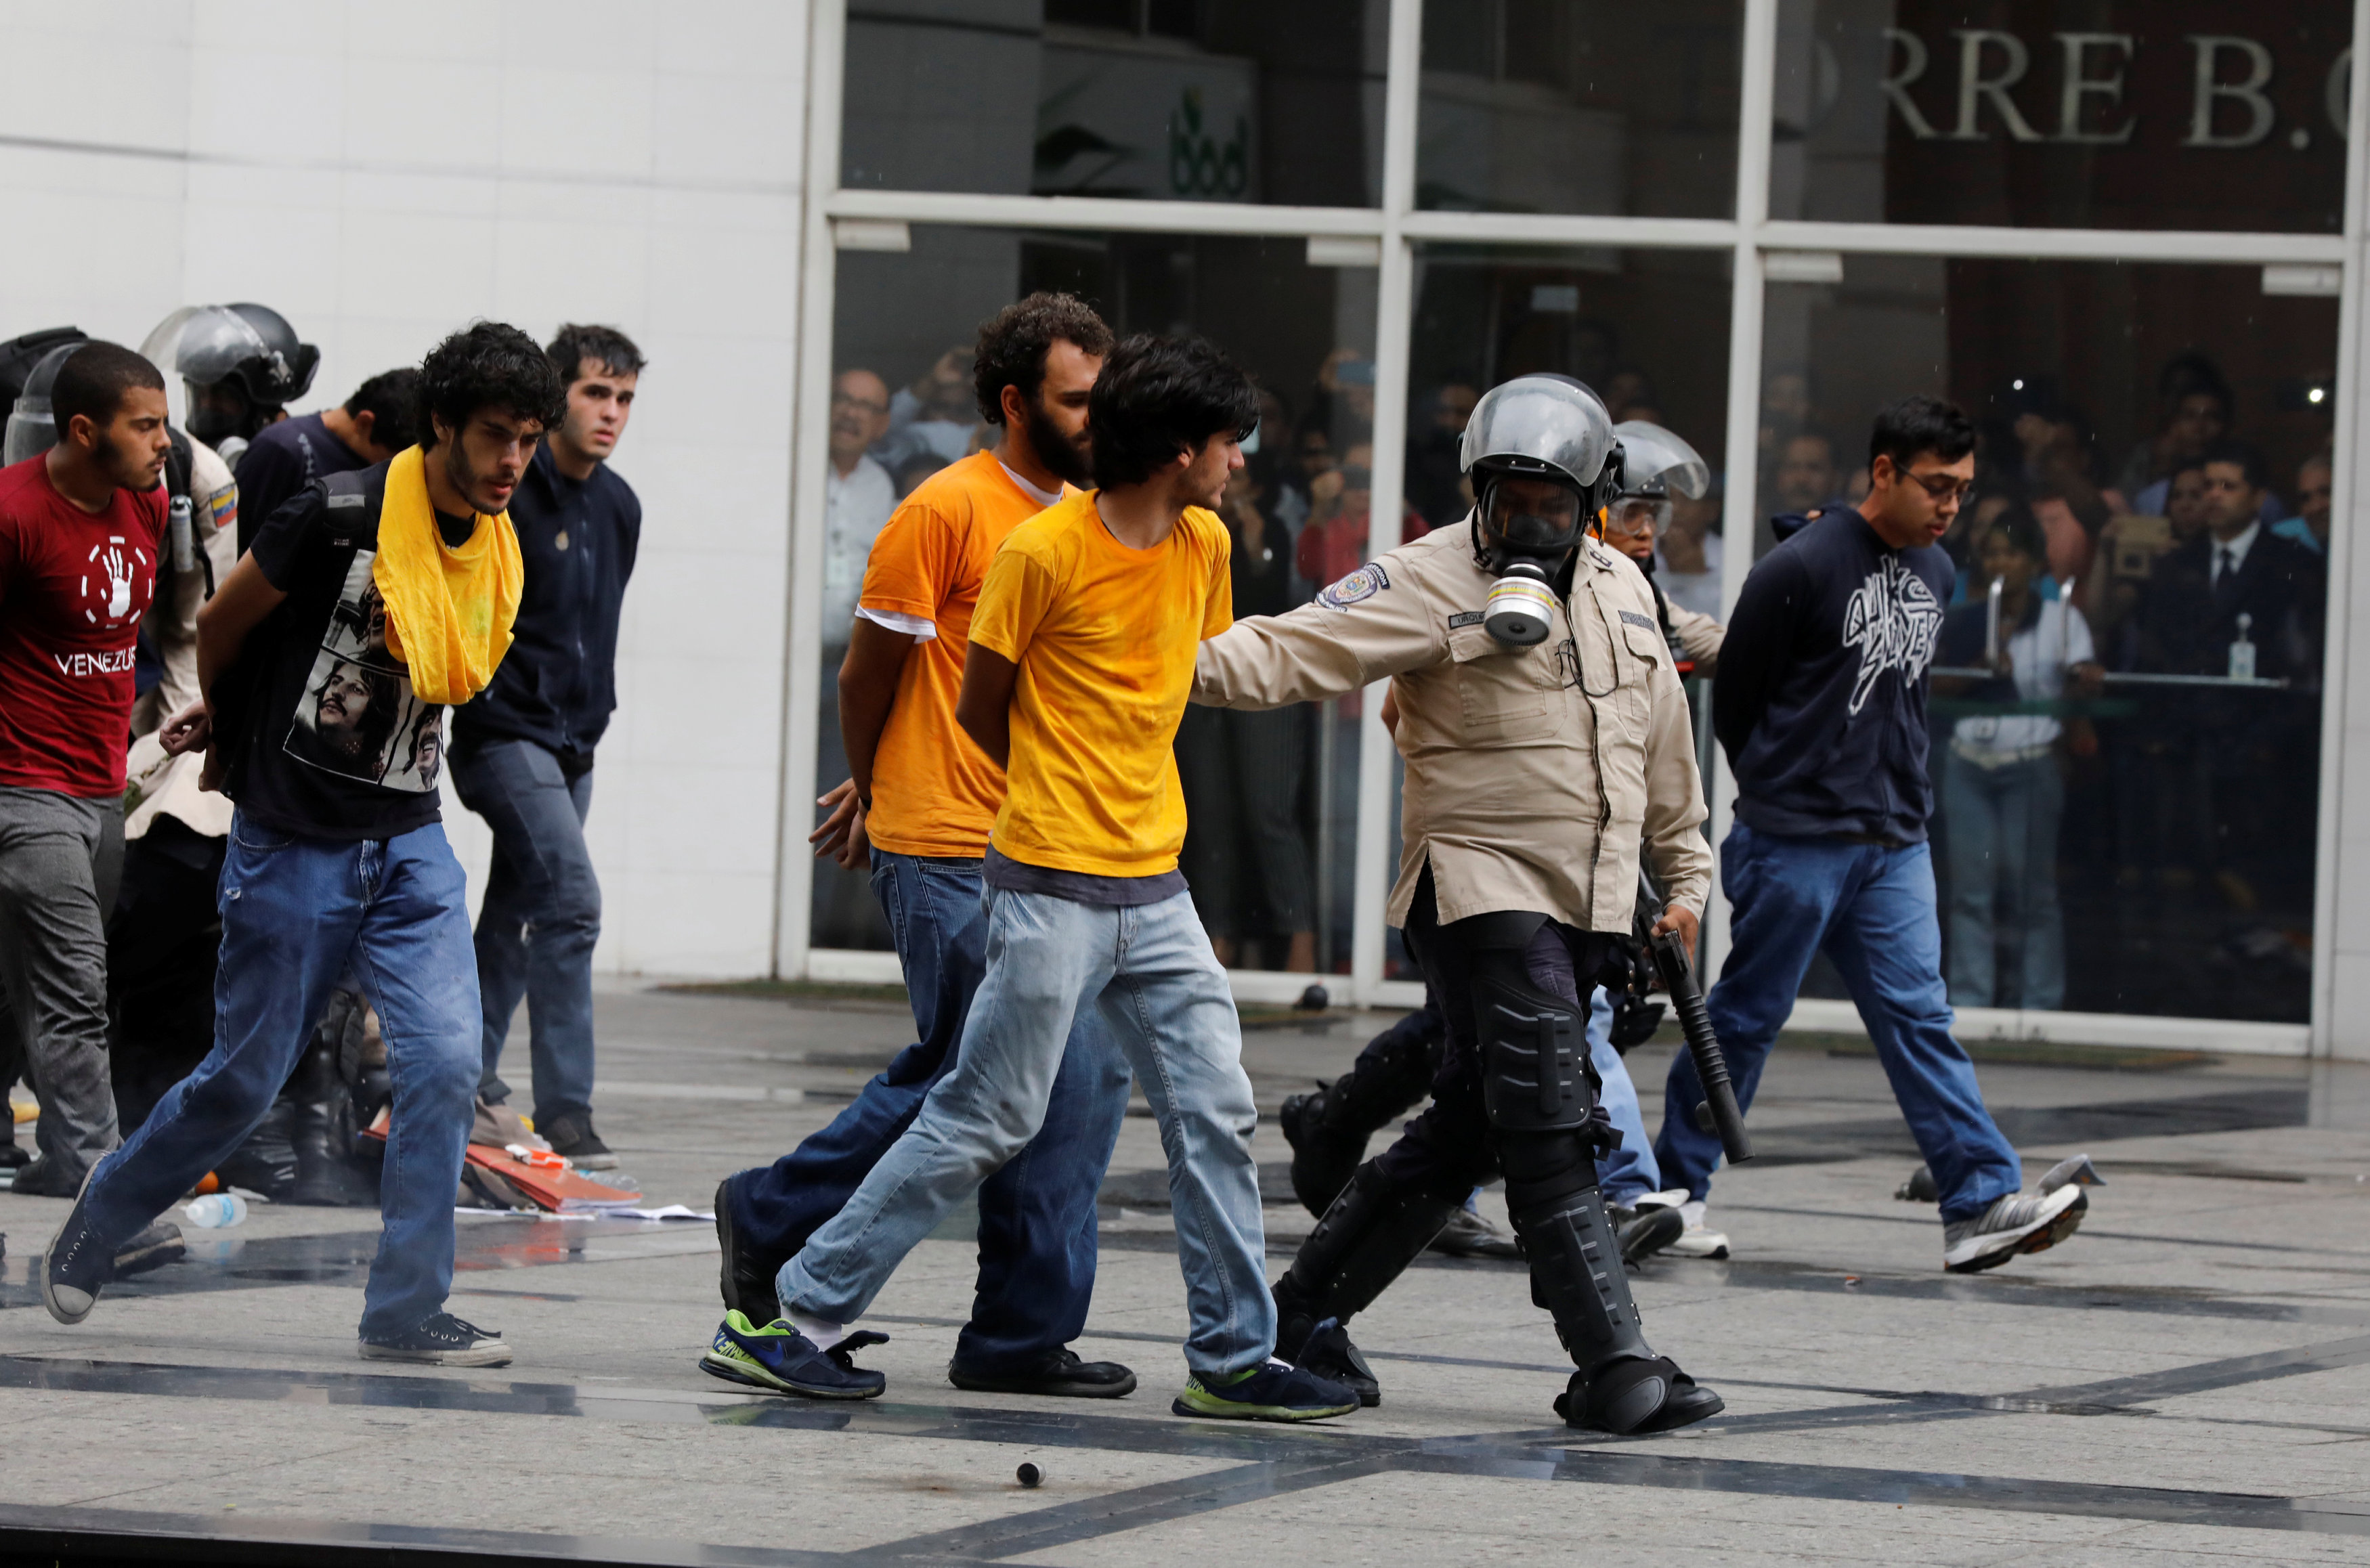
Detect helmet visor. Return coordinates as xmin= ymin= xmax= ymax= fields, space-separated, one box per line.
xmin=1484 ymin=477 xmax=1585 ymax=554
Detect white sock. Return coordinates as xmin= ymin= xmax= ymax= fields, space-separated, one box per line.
xmin=788 ymin=1311 xmax=849 ymax=1351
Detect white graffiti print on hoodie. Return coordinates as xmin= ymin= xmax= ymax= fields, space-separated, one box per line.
xmin=1840 ymin=557 xmax=1943 ymax=714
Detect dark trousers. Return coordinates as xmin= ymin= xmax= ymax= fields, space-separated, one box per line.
xmin=727 ymin=850 xmax=1132 ymax=1369
xmin=450 ymin=738 xmax=601 ymax=1123
xmin=1371 ymin=869 xmax=1614 ymax=1200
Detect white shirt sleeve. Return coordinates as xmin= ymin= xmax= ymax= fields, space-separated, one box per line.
xmin=855 ymin=607 xmax=936 ymax=640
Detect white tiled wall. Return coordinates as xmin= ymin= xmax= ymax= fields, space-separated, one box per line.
xmin=0 ymin=1 xmax=813 ymax=978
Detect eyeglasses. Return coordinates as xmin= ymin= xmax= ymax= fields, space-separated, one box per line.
xmin=1906 ymin=470 xmax=1975 ymax=504
xmin=831 ymin=391 xmax=890 ymax=416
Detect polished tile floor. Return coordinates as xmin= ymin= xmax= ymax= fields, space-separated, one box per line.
xmin=3 ymin=982 xmax=2367 ymax=1565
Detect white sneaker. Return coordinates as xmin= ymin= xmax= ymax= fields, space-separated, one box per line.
xmin=1636 ymin=1190 xmax=1728 ymax=1259
xmin=1942 ymin=1185 xmax=2088 ymax=1274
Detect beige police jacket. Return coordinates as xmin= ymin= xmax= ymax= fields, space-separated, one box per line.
xmin=1192 ymin=517 xmax=1712 ymax=934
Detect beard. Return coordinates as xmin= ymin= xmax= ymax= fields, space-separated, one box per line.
xmin=1021 ymin=395 xmax=1092 ymax=487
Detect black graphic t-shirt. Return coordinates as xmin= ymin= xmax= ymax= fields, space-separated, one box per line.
xmin=1712 ymin=508 xmax=1949 ymax=844
xmin=221 ymin=467 xmax=451 ymax=842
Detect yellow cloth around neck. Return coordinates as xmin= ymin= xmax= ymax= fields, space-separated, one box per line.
xmin=370 ymin=445 xmax=521 ymax=704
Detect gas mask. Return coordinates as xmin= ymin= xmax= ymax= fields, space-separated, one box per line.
xmin=1475 ymin=475 xmax=1587 ymax=647
xmin=1457 ymin=375 xmax=1622 ymax=648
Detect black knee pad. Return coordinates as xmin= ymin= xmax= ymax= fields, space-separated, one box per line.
xmin=1275 ymin=1157 xmax=1465 ymax=1335
xmin=1468 ymin=950 xmax=1599 ymax=1135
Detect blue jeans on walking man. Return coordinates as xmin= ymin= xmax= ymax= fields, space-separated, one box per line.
xmin=779 ymin=884 xmax=1274 ymax=1380
xmin=729 ymin=852 xmax=1131 ymax=1371
xmin=78 ymin=814 xmax=481 ymax=1336
xmin=1656 ymin=821 xmax=2023 ymax=1224
xmin=450 ymin=738 xmax=601 ymax=1121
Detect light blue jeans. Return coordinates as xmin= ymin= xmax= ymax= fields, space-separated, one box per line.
xmin=781 ymin=885 xmax=1274 ymax=1378
xmin=1587 ymin=986 xmax=1662 ymax=1204
xmin=1941 ymin=749 xmax=2067 ymax=1011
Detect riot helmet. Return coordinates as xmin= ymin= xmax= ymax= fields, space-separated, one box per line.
xmin=139 ymin=303 xmax=318 ymax=451
xmin=2 ymin=343 xmax=85 ymax=466
xmin=1460 ymin=374 xmax=1621 ymax=645
xmin=1603 ymin=420 xmax=1710 ymax=544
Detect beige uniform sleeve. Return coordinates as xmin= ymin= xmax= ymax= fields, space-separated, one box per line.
xmin=1193 ymin=568 xmax=1444 ymax=710
xmin=1639 ymin=630 xmax=1713 ymax=915
xmin=1666 ymin=599 xmax=1725 ymax=676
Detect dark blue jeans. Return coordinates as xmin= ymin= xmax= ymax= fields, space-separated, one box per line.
xmin=450 ymin=739 xmax=599 ymax=1122
xmin=81 ymin=813 xmax=481 ymax=1336
xmin=1656 ymin=822 xmax=2023 ymax=1223
xmin=727 ymin=850 xmax=1131 ymax=1369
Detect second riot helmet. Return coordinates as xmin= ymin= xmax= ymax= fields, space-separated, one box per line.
xmin=139 ymin=303 xmax=319 ymax=450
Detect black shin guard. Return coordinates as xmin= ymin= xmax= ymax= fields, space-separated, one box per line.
xmin=1503 ymin=1147 xmax=1721 ymax=1435
xmin=1271 ymin=1158 xmax=1462 ymax=1403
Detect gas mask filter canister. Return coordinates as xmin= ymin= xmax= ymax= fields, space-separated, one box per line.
xmin=1484 ymin=562 xmax=1559 ymax=647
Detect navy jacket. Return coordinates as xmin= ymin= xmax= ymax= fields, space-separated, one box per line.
xmin=1713 ymin=508 xmax=1949 ymax=844
xmin=454 ymin=444 xmax=641 ymax=760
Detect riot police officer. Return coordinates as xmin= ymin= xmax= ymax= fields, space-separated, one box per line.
xmin=137 ymin=303 xmax=318 ymax=466
xmin=1605 ymin=420 xmax=1724 ymax=674
xmin=1192 ymin=375 xmax=1722 ymax=1434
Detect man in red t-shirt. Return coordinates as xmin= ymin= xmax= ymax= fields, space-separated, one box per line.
xmin=0 ymin=343 xmax=170 ymax=1194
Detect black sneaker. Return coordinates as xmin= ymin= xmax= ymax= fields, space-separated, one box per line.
xmin=948 ymin=1346 xmax=1138 ymax=1399
xmin=41 ymin=1164 xmax=110 ymax=1325
xmin=360 ymin=1311 xmax=513 ymax=1367
xmin=113 ymin=1222 xmax=185 ymax=1278
xmin=538 ymin=1110 xmax=618 ymax=1171
xmin=714 ymin=1175 xmax=781 ymax=1326
xmin=1173 ymin=1360 xmax=1361 ymax=1422
xmin=0 ymin=1138 xmax=28 ymax=1171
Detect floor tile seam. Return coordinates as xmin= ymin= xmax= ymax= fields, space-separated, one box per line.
xmin=844 ymin=1454 xmax=1398 ymax=1563
xmin=0 ymin=1500 xmax=867 ymax=1567
xmin=13 ymin=1352 xmax=2361 ymax=1538
xmin=1400 ymin=1447 xmax=2370 ymax=1536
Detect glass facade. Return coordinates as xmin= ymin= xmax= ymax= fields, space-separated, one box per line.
xmin=842 ymin=0 xmax=1388 ymax=206
xmin=1771 ymin=0 xmax=2351 ymax=231
xmin=1763 ymin=259 xmax=2337 ymax=1021
xmin=796 ymin=0 xmax=2361 ymax=1042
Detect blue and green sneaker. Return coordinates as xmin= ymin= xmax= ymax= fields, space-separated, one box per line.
xmin=699 ymin=1311 xmax=888 ymax=1399
xmin=1171 ymin=1359 xmax=1361 ymax=1422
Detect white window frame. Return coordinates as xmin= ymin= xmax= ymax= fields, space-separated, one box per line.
xmin=778 ymin=0 xmax=2366 ymax=1057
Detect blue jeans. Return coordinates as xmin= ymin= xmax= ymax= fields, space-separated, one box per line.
xmin=781 ymin=886 xmax=1272 ymax=1379
xmin=1655 ymin=822 xmax=2022 ymax=1223
xmin=732 ymin=852 xmax=1131 ymax=1370
xmin=1587 ymin=986 xmax=1661 ymax=1204
xmin=81 ymin=813 xmax=481 ymax=1336
xmin=450 ymin=739 xmax=600 ymax=1120
xmin=1941 ymin=749 xmax=2066 ymax=1011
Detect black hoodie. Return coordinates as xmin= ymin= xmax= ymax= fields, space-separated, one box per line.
xmin=1713 ymin=508 xmax=1950 ymax=844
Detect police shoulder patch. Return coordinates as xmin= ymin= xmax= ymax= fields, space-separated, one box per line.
xmin=1618 ymin=609 xmax=1657 ymax=632
xmin=1448 ymin=609 xmax=1484 ymax=629
xmin=1319 ymin=561 xmax=1389 ymax=609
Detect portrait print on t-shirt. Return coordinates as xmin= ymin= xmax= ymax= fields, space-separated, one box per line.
xmin=285 ymin=550 xmax=441 ymax=791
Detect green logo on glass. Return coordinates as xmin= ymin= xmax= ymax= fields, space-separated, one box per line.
xmin=1169 ymin=88 xmax=1249 ymax=200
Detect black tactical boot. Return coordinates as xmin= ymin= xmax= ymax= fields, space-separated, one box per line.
xmin=1280 ymin=1004 xmax=1444 ymax=1216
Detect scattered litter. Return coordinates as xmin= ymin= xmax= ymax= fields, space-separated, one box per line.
xmin=1016 ymin=1462 xmax=1044 ymax=1488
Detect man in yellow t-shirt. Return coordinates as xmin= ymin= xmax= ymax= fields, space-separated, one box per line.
xmin=767 ymin=336 xmax=1360 ymax=1423
xmin=708 ymin=297 xmax=1144 ymax=1403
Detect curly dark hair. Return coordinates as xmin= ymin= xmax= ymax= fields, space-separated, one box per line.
xmin=974 ymin=292 xmax=1113 ymax=425
xmin=416 ymin=322 xmax=568 ymax=450
xmin=1087 ymin=334 xmax=1259 ymax=492
xmin=546 ymin=323 xmax=647 ymax=386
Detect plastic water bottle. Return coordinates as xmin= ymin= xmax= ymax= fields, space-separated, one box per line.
xmin=182 ymin=1192 xmax=247 ymax=1228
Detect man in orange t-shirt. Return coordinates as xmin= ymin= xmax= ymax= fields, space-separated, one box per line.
xmin=712 ymin=296 xmax=1142 ymax=1400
